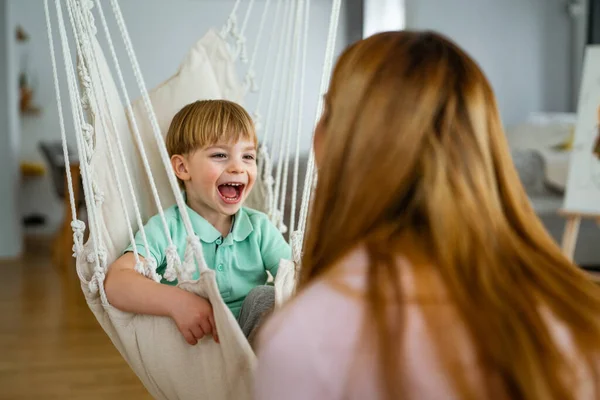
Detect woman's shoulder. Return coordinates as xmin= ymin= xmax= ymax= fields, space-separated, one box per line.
xmin=254 ymin=246 xmax=462 ymax=399
xmin=259 ymin=260 xmax=365 ymax=343
xmin=260 ymin=245 xmax=443 ymax=336
xmin=255 ymin=250 xmax=369 ymax=399
xmin=256 ymin=247 xmax=386 ymax=366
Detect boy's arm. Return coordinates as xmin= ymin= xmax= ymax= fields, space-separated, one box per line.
xmin=105 ymin=253 xmax=219 ymax=345
xmin=106 ymin=212 xmax=178 ymax=317
xmin=105 ymin=252 xmax=180 ymax=316
xmin=260 ymin=218 xmax=292 ymax=277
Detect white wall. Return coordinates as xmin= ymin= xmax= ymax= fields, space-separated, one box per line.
xmin=405 ymin=0 xmax=572 ymax=127
xmin=571 ymin=0 xmax=589 ymax=109
xmin=12 ymin=0 xmax=347 ymax=232
xmin=363 ymin=0 xmax=404 ymax=37
xmin=0 ymin=0 xmax=22 ymax=258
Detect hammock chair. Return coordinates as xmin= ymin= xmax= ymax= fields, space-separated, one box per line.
xmin=43 ymin=0 xmax=342 ymax=398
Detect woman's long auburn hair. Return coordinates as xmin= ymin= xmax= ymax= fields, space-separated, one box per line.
xmin=299 ymin=31 xmax=600 ymax=399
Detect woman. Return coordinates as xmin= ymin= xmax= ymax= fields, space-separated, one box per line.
xmin=254 ymin=31 xmax=600 ymax=399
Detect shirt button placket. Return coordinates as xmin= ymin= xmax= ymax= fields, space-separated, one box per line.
xmin=214 ymin=239 xmax=227 ymax=298
xmin=215 ymin=237 xmax=223 ymax=272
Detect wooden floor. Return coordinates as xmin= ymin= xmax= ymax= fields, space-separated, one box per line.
xmin=0 ymin=237 xmax=151 ymax=400
xmin=2 ymin=235 xmax=599 ymax=400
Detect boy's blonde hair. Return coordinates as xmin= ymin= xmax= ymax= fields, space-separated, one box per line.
xmin=166 ymin=100 xmax=257 ymax=157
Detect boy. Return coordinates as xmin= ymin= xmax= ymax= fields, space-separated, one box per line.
xmin=104 ymin=100 xmax=291 ymax=346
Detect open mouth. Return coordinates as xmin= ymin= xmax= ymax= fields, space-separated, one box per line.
xmin=217 ymin=182 xmax=245 ymax=204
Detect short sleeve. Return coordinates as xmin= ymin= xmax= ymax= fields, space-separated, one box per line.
xmin=123 ymin=213 xmax=169 ymax=270
xmin=257 ymin=216 xmax=292 ymax=276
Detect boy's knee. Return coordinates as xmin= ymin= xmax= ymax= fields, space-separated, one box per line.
xmin=239 ymin=286 xmax=275 ymax=344
xmin=245 ymin=285 xmax=275 ymax=308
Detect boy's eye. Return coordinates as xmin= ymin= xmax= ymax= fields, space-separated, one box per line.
xmin=243 ymin=154 xmax=256 ymax=161
xmin=211 ymin=153 xmax=227 ymax=159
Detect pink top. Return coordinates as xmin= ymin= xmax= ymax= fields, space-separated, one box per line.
xmin=254 ymin=247 xmax=598 ymax=400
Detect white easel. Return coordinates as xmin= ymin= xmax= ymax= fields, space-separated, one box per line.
xmin=559 ymin=45 xmax=600 ymax=283
xmin=559 ymin=211 xmax=600 ymax=282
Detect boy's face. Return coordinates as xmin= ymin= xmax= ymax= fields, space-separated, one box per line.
xmin=172 ymin=139 xmax=257 ymax=218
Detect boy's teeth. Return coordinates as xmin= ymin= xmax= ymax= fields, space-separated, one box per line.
xmin=218 ymin=183 xmax=243 ymax=201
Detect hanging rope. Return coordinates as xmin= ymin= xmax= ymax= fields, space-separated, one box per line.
xmin=234 ymin=0 xmax=255 ymax=63
xmin=93 ymin=0 xmax=184 ymax=280
xmin=50 ymin=0 xmax=342 ymax=280
xmin=252 ymin=0 xmax=284 ymax=132
xmin=296 ymin=0 xmax=342 ymax=255
xmin=109 ymin=0 xmax=208 ymax=278
xmin=276 ymin=0 xmax=305 ymax=234
xmin=289 ymin=0 xmax=311 ymax=238
xmin=220 ymin=0 xmax=245 ymax=61
xmin=270 ymin=0 xmax=299 ymax=232
xmin=68 ymin=0 xmax=159 ymax=281
xmin=220 ymin=0 xmax=242 ymax=38
xmin=44 ymin=0 xmax=86 ymax=258
xmin=243 ymin=0 xmax=272 ymax=94
xmin=51 ymin=0 xmax=106 ymax=301
xmin=258 ymin=0 xmax=292 ymax=226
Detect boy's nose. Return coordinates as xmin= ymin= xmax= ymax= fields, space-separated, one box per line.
xmin=227 ymin=159 xmax=244 ymax=174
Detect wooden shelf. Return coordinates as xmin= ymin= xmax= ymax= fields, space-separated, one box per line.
xmin=20 ymin=161 xmax=46 ymax=178
xmin=20 ymin=106 xmax=42 ymax=116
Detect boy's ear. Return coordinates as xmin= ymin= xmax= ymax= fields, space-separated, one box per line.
xmin=171 ymin=154 xmax=190 ymax=182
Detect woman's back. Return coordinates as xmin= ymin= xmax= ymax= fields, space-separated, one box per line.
xmin=255 ymin=30 xmax=600 ymax=399
xmin=255 ymin=246 xmax=598 ymax=399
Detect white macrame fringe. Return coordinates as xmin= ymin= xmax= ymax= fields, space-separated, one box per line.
xmin=44 ymin=0 xmax=87 ymax=261
xmin=182 ymin=235 xmax=204 ymax=281
xmin=67 ymin=1 xmax=121 ymax=282
xmin=53 ymin=0 xmax=107 ymax=300
xmin=290 ymin=230 xmax=303 ymax=265
xmin=71 ymin=219 xmax=86 ymax=256
xmin=164 ymin=244 xmax=182 ymax=282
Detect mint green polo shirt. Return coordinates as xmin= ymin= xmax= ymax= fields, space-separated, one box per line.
xmin=124 ymin=204 xmax=291 ymax=318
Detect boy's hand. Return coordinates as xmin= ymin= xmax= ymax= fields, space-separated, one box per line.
xmin=169 ymin=290 xmax=219 ymax=345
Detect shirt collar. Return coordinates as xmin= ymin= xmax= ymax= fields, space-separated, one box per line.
xmin=182 ymin=194 xmax=253 ymax=243
xmin=185 ymin=203 xmax=221 ymax=243
xmin=231 ymin=208 xmax=253 ymax=242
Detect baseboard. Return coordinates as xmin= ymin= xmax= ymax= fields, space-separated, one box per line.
xmin=0 ymin=254 xmax=22 ymax=265
xmin=581 ymin=265 xmax=600 ymax=272
xmin=23 ymin=234 xmax=54 ymax=256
